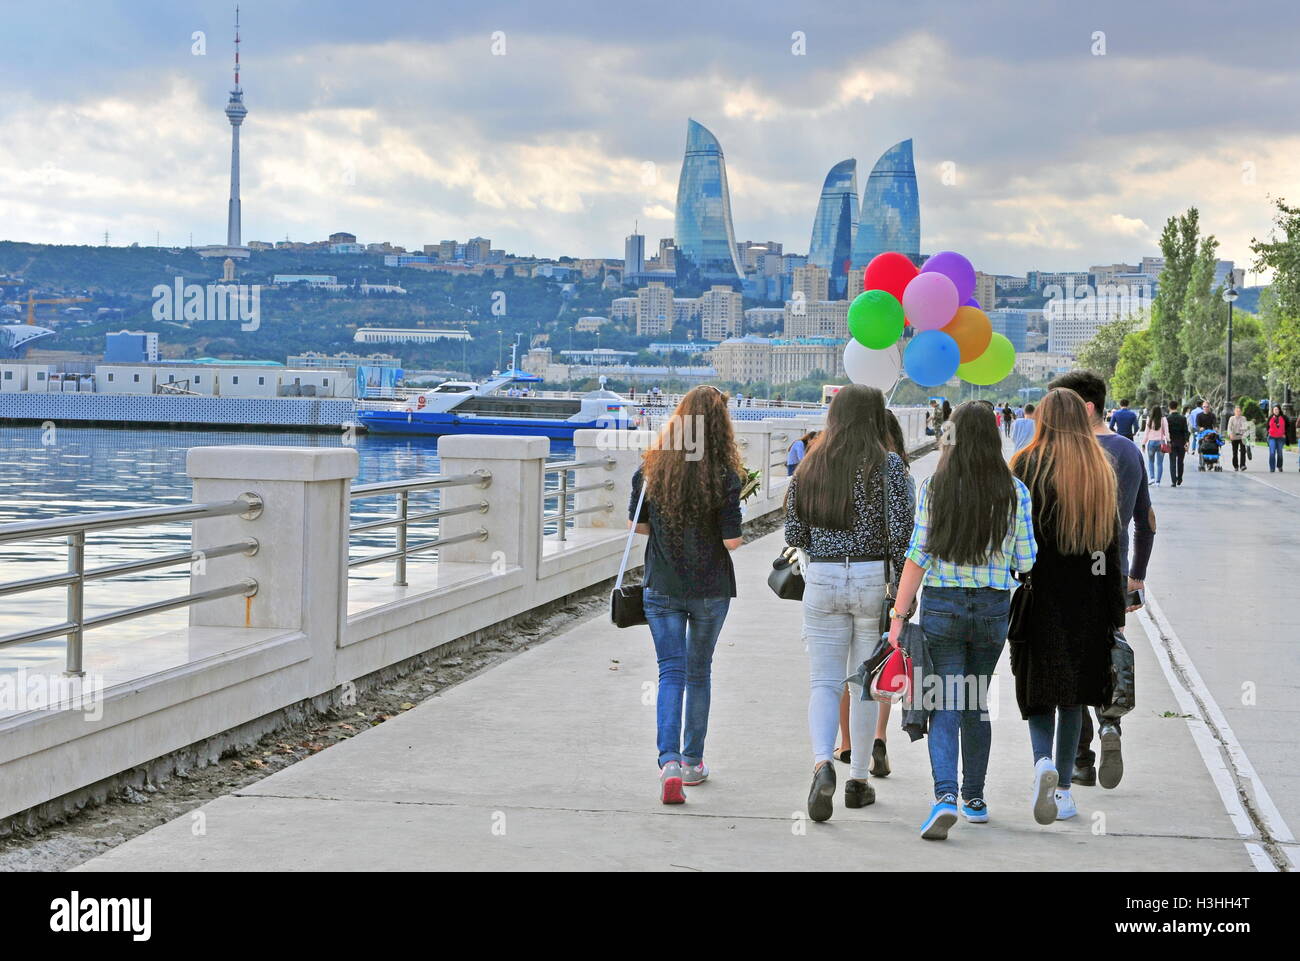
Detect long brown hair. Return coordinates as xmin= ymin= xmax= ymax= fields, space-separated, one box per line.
xmin=883 ymin=409 xmax=909 ymax=467
xmin=791 ymin=383 xmax=889 ymax=530
xmin=641 ymin=385 xmax=744 ymax=528
xmin=927 ymin=402 xmax=1016 ymax=565
xmin=1010 ymin=388 xmax=1117 ymax=556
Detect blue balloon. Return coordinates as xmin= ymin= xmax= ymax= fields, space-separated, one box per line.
xmin=903 ymin=330 xmax=961 ymax=387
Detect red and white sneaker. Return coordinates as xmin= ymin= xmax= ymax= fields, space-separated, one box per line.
xmin=682 ymin=761 xmax=710 ymax=786
xmin=660 ymin=761 xmax=685 ymax=804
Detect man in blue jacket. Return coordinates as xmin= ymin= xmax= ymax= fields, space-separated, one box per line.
xmin=1108 ymin=398 xmax=1139 ymax=441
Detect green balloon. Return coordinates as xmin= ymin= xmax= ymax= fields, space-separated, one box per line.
xmin=958 ymin=332 xmax=1016 ymax=385
xmin=847 ymin=289 xmax=905 ymax=350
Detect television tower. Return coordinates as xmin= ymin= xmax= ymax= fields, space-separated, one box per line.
xmin=223 ymin=6 xmax=247 ymax=247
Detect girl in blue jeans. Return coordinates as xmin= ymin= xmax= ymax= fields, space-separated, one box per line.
xmin=888 ymin=401 xmax=1038 ymax=840
xmin=629 ymin=385 xmax=744 ymax=804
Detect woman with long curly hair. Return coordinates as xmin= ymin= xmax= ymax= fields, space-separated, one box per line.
xmin=1009 ymin=387 xmax=1125 ymax=826
xmin=629 ymin=385 xmax=745 ymax=804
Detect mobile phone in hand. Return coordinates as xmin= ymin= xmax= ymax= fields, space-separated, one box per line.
xmin=1126 ymin=588 xmax=1145 ymax=607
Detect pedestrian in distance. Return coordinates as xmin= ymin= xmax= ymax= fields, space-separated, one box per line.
xmin=1010 ymin=402 xmax=1036 ymax=453
xmin=1108 ymin=398 xmax=1139 ymax=442
xmin=629 ymin=385 xmax=745 ymax=804
xmin=786 ymin=429 xmax=819 ymax=476
xmin=1010 ymin=388 xmax=1127 ymax=825
xmin=1268 ymin=405 xmax=1287 ymax=472
xmin=1166 ymin=401 xmax=1190 ymax=487
xmin=887 ymin=401 xmax=1037 ymax=840
xmin=784 ymin=384 xmax=912 ymax=822
xmin=1143 ymin=404 xmax=1170 ymax=485
xmin=1227 ymin=405 xmax=1252 ymax=472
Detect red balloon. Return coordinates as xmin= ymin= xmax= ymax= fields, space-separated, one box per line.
xmin=864 ymin=252 xmax=919 ymax=302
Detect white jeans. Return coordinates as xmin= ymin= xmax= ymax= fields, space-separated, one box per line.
xmin=803 ymin=560 xmax=885 ymax=780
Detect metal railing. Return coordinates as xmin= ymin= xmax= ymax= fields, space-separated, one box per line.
xmin=542 ymin=457 xmax=616 ymax=541
xmin=348 ymin=471 xmax=491 ymax=585
xmin=0 ymin=494 xmax=264 ymax=676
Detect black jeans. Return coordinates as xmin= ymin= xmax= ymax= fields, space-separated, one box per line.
xmin=1232 ymin=439 xmax=1248 ymax=469
xmin=1170 ymin=444 xmax=1186 ymax=484
xmin=1076 ymin=707 xmax=1122 ymax=768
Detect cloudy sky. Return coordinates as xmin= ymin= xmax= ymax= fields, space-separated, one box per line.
xmin=1 ymin=0 xmax=1296 ymax=278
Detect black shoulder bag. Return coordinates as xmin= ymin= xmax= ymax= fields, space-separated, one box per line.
xmin=1007 ymin=570 xmax=1033 ymax=643
xmin=610 ymin=478 xmax=648 ymax=628
xmin=877 ymin=464 xmax=898 ymax=632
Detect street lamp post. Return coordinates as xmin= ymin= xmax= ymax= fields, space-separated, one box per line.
xmin=1222 ymin=278 xmax=1239 ymax=428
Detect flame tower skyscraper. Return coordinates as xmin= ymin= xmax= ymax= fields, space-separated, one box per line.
xmin=224 ymin=7 xmax=247 ymax=247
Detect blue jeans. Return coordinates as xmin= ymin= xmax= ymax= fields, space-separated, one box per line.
xmin=643 ymin=590 xmax=730 ymax=766
xmin=1269 ymin=437 xmax=1284 ymax=471
xmin=920 ymin=586 xmax=1010 ymax=801
xmin=1146 ymin=439 xmax=1165 ymax=482
xmin=1028 ymin=706 xmax=1083 ymax=789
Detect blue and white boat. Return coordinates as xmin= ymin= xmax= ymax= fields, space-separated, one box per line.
xmin=355 ymin=373 xmax=639 ymax=439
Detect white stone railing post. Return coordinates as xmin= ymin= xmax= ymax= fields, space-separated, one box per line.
xmin=572 ymin=428 xmax=652 ymax=530
xmin=437 ymin=435 xmax=547 ymax=576
xmin=187 ymin=446 xmax=357 ymax=693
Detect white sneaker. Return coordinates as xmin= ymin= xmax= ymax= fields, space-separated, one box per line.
xmin=682 ymin=761 xmax=709 ymax=786
xmin=1032 ymin=757 xmax=1059 ymax=825
xmin=1055 ymin=788 xmax=1078 ymax=820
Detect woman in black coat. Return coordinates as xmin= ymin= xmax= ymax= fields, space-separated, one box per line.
xmin=1010 ymin=388 xmax=1126 ymax=826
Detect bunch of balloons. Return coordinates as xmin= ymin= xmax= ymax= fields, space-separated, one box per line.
xmin=843 ymin=250 xmax=1017 ymax=390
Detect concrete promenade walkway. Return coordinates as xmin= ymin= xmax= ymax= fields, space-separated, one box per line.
xmin=78 ymin=444 xmax=1267 ymax=872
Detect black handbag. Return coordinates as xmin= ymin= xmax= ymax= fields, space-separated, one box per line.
xmin=610 ymin=479 xmax=647 ymax=628
xmin=1007 ymin=571 xmax=1033 ymax=643
xmin=767 ymin=546 xmax=805 ymax=600
xmin=1101 ymin=629 xmax=1136 ymax=718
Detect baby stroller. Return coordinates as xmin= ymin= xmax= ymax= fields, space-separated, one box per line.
xmin=1196 ymin=428 xmax=1224 ymax=471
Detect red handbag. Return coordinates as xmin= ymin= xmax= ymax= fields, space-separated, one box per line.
xmin=870 ymin=645 xmax=914 ymax=703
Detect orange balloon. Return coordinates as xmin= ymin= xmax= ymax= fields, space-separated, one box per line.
xmin=942 ymin=306 xmax=993 ymax=363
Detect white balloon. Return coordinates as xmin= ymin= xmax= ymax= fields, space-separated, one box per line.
xmin=843 ymin=340 xmax=902 ymax=391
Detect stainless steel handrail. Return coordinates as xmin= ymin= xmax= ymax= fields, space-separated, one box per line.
xmin=349 ymin=470 xmax=492 ymax=586
xmin=542 ymin=456 xmax=615 ymax=542
xmin=0 ymin=495 xmax=264 ymax=676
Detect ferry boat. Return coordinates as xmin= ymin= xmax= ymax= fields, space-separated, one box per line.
xmin=355 ymin=373 xmax=639 ymax=439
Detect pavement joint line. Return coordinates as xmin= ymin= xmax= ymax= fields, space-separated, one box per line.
xmin=1234 ymin=469 xmax=1300 ymax=500
xmin=225 ymin=791 xmax=1247 ymax=841
xmin=1137 ymin=588 xmax=1294 ymax=871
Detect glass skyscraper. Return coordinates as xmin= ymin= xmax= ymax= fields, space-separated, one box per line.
xmin=808 ymin=158 xmax=858 ymax=298
xmin=851 ymin=139 xmax=920 ymax=268
xmin=674 ymin=119 xmax=743 ymax=283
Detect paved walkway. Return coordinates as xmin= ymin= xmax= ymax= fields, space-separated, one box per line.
xmin=78 ymin=446 xmax=1274 ymax=872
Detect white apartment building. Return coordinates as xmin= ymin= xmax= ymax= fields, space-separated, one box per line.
xmin=635 ymin=282 xmax=675 ymax=337
xmin=784 ymin=299 xmax=849 ymax=340
xmin=698 ymin=285 xmax=744 ymax=342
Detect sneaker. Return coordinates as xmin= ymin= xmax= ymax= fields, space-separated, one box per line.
xmin=961 ymin=798 xmax=989 ymax=823
xmin=659 ymin=761 xmax=685 ymax=805
xmin=921 ymin=794 xmax=959 ymax=839
xmin=1072 ymin=764 xmax=1097 ymax=787
xmin=682 ymin=761 xmax=709 ymax=786
xmin=1032 ymin=757 xmax=1059 ymax=825
xmin=1098 ymin=724 xmax=1124 ymax=789
xmin=844 ymin=778 xmax=875 ymax=808
xmin=807 ymin=761 xmax=836 ymax=822
xmin=1055 ymin=788 xmax=1078 ymax=820
xmin=869 ymin=738 xmax=890 ymax=777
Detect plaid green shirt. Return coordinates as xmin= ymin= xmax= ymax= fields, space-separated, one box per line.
xmin=905 ymin=475 xmax=1037 ymax=589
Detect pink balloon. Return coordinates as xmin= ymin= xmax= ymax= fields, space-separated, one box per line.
xmin=902 ymin=272 xmax=959 ymax=331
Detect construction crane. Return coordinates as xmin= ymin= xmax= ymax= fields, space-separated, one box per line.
xmin=5 ymin=292 xmax=93 ymax=325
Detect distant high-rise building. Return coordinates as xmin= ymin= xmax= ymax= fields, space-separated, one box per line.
xmin=624 ymin=232 xmax=645 ymax=280
xmin=974 ymin=272 xmax=997 ymax=312
xmin=792 ymin=265 xmax=830 ymax=304
xmin=466 ymin=237 xmax=491 ymax=262
xmin=635 ymin=282 xmax=675 ymax=336
xmin=699 ymin=285 xmax=744 ymax=342
xmin=852 ymin=139 xmax=920 ymax=268
xmin=808 ymin=159 xmax=858 ymax=298
xmin=224 ymin=7 xmax=247 ymax=248
xmin=674 ymin=119 xmax=743 ymax=282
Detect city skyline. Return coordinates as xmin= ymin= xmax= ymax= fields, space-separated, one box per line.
xmin=1 ymin=0 xmax=1296 ymax=280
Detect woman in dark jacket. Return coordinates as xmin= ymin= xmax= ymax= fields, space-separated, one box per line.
xmin=1010 ymin=387 xmax=1126 ymax=826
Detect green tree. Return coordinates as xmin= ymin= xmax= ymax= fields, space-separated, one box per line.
xmin=1111 ymin=327 xmax=1153 ymax=406
xmin=1148 ymin=208 xmax=1202 ymax=398
xmin=1251 ymin=198 xmax=1300 ymax=391
xmin=1076 ymin=313 xmax=1139 ymax=384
